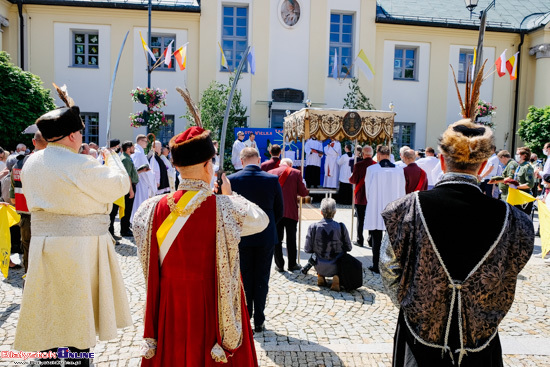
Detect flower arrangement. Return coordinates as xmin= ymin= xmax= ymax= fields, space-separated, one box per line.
xmin=129 ymin=109 xmax=168 ymax=130
xmin=131 ymin=87 xmax=167 ymax=109
xmin=475 ymin=100 xmax=496 ymax=118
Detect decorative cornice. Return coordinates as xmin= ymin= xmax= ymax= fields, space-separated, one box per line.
xmin=0 ymin=15 xmax=9 ymax=28
xmin=529 ymin=43 xmax=550 ymax=59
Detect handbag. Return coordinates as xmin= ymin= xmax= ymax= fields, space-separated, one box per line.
xmin=337 ymin=223 xmax=363 ymax=291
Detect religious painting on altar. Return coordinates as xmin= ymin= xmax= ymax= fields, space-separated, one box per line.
xmin=280 ymin=0 xmax=301 ymax=27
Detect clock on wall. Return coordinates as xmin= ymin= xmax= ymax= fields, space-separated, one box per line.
xmin=280 ymin=0 xmax=301 ymax=27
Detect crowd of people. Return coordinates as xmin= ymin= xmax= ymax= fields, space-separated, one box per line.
xmin=0 ymin=109 xmax=540 ymax=366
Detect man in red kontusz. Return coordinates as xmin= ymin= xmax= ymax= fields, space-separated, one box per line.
xmin=348 ymin=145 xmax=375 ymax=247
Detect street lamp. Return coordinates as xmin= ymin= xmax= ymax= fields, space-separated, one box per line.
xmin=464 ymin=0 xmax=479 ymax=15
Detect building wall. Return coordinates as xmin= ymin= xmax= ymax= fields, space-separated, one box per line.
xmin=8 ymin=4 xmax=199 ymax=146
xmin=0 ymin=0 xmax=11 ymax=51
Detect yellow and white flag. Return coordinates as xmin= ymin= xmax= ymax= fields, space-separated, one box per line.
xmin=114 ymin=196 xmax=125 ymax=219
xmin=140 ymin=32 xmax=157 ymax=62
xmin=537 ymin=200 xmax=550 ymax=258
xmin=0 ymin=205 xmax=21 ymax=278
xmin=506 ymin=187 xmax=535 ymax=206
xmin=218 ymin=42 xmax=229 ymax=70
xmin=356 ymin=49 xmax=375 ymax=80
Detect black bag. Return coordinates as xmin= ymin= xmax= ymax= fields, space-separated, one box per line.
xmin=337 ymin=253 xmax=363 ymax=291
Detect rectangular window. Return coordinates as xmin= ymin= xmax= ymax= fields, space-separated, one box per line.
xmin=73 ymin=31 xmax=99 ymax=67
xmin=393 ymin=122 xmax=415 ymax=150
xmin=221 ymin=5 xmax=248 ymax=72
xmin=82 ymin=113 xmax=99 ymax=143
xmin=149 ymin=34 xmax=176 ymax=71
xmin=156 ymin=115 xmax=175 ymax=146
xmin=393 ymin=47 xmax=417 ymax=80
xmin=458 ymin=50 xmax=474 ymax=83
xmin=328 ymin=13 xmax=353 ymax=78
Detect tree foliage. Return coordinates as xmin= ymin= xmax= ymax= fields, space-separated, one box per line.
xmin=0 ymin=51 xmax=55 ymax=150
xmin=517 ymin=105 xmax=550 ymax=157
xmin=343 ymin=77 xmax=375 ymax=110
xmin=184 ymin=77 xmax=247 ymax=169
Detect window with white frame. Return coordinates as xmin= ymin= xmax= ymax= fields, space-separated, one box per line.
xmin=393 ymin=47 xmax=417 ymax=80
xmin=73 ymin=31 xmax=99 ymax=67
xmin=393 ymin=122 xmax=415 ymax=150
xmin=458 ymin=50 xmax=474 ymax=83
xmin=81 ymin=113 xmax=99 ymax=143
xmin=221 ymin=5 xmax=248 ymax=72
xmin=156 ymin=115 xmax=175 ymax=146
xmin=149 ymin=34 xmax=176 ymax=71
xmin=328 ymin=13 xmax=353 ymax=78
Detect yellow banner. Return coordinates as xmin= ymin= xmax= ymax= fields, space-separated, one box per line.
xmin=0 ymin=205 xmax=21 ymax=278
xmin=506 ymin=187 xmax=535 ymax=206
xmin=114 ymin=196 xmax=125 ymax=219
xmin=537 ymin=200 xmax=550 ymax=258
xmin=156 ymin=191 xmax=198 ymax=247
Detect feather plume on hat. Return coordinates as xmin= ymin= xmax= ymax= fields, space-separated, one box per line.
xmin=52 ymin=83 xmax=75 ymax=108
xmin=176 ymin=86 xmax=202 ymax=128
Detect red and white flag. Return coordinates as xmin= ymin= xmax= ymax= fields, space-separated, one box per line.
xmin=163 ymin=40 xmax=174 ymax=68
xmin=495 ymin=49 xmax=507 ymax=77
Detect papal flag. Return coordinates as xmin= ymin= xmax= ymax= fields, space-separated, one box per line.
xmin=537 ymin=199 xmax=550 ymax=258
xmin=218 ymin=42 xmax=229 ymax=70
xmin=356 ymin=49 xmax=375 ymax=80
xmin=332 ymin=49 xmax=338 ymax=80
xmin=506 ymin=51 xmax=519 ymax=80
xmin=506 ymin=187 xmax=535 ymax=206
xmin=0 ymin=204 xmax=21 ymax=278
xmin=140 ymin=32 xmax=157 ymax=62
xmin=114 ymin=196 xmax=125 ymax=220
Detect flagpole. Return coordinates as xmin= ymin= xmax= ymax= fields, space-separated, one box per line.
xmin=147 ymin=0 xmax=152 ymax=88
xmin=341 ymin=55 xmax=358 ymax=81
xmin=106 ymin=30 xmax=129 ymax=144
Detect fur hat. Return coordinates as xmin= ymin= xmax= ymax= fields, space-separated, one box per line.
xmin=438 ymin=119 xmax=494 ymax=164
xmin=169 ymin=126 xmax=216 ymax=167
xmin=109 ymin=139 xmax=121 ymax=148
xmin=36 ymin=106 xmax=85 ymax=142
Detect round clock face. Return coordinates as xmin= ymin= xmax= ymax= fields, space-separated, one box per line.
xmin=280 ymin=0 xmax=301 ymax=27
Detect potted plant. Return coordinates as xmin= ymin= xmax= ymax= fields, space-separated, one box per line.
xmin=475 ymin=100 xmax=496 ymax=129
xmin=131 ymin=87 xmax=167 ymax=109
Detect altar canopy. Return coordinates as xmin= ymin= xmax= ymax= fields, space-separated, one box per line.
xmin=283 ymin=108 xmax=396 ymax=144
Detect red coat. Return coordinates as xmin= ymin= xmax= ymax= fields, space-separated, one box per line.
xmin=403 ymin=162 xmax=428 ymax=194
xmin=268 ymin=165 xmax=309 ymax=221
xmin=142 ymin=191 xmax=257 ymax=367
xmin=348 ymin=157 xmax=375 ymax=205
xmin=260 ymin=157 xmax=281 ymax=172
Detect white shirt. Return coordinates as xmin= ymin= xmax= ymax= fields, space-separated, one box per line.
xmin=244 ymin=139 xmax=259 ymax=152
xmin=395 ymin=160 xmax=406 ymax=168
xmin=480 ymin=154 xmax=500 ymax=179
xmin=231 ymin=139 xmax=246 ymax=170
xmin=337 ymin=153 xmax=354 ymax=183
xmin=416 ymin=156 xmax=439 ymax=186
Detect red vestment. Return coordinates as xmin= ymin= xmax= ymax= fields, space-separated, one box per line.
xmin=142 ymin=191 xmax=258 ymax=367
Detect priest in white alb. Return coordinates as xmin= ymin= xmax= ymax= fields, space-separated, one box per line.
xmin=323 ymin=139 xmax=341 ymax=188
xmin=364 ymin=145 xmax=405 ymax=274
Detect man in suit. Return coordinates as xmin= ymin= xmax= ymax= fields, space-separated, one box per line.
xmin=268 ymin=158 xmax=309 ymax=272
xmin=228 ymin=147 xmax=284 ymax=332
xmin=261 ymin=144 xmax=282 ymax=172
xmin=402 ymin=149 xmax=428 ymax=194
xmin=348 ymin=146 xmax=375 ymax=247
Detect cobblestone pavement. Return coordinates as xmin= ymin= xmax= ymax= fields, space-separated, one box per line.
xmin=1 ymin=207 xmax=549 ymax=366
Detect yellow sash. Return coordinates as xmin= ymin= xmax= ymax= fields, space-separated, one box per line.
xmin=156 ymin=191 xmax=198 ymax=248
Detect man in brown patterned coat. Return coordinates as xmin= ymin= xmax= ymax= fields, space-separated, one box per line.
xmin=380 ymin=119 xmax=534 ymax=367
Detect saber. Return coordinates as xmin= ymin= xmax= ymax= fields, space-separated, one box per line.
xmin=106 ymin=30 xmax=130 ymax=143
xmin=217 ymin=45 xmax=251 ymax=191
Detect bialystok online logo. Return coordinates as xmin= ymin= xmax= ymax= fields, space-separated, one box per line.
xmin=1 ymin=348 xmax=94 ymax=360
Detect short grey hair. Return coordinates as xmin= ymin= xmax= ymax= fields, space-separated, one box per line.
xmin=240 ymin=147 xmax=259 ymax=160
xmin=399 ymin=145 xmax=410 ymax=155
xmin=320 ymin=198 xmax=337 ymax=219
xmin=281 ymin=158 xmax=293 ymax=166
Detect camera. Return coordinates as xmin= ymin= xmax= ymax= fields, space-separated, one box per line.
xmin=301 ymin=253 xmax=317 ymax=274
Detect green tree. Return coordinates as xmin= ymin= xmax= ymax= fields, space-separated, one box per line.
xmin=343 ymin=77 xmax=375 ymax=110
xmin=184 ymin=77 xmax=247 ymax=170
xmin=0 ymin=51 xmax=55 ymax=150
xmin=517 ymin=105 xmax=550 ymax=157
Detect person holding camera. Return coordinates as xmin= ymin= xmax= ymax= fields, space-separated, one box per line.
xmin=304 ymin=198 xmax=352 ymax=291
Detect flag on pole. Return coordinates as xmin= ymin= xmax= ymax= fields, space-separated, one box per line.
xmin=495 ymin=49 xmax=507 ymax=77
xmin=247 ymin=46 xmax=256 ymax=75
xmin=140 ymin=32 xmax=157 ymax=62
xmin=114 ymin=196 xmax=125 ymax=219
xmin=163 ymin=40 xmax=174 ymax=68
xmin=332 ymin=49 xmax=338 ymax=79
xmin=218 ymin=42 xmax=229 ymax=70
xmin=537 ymin=199 xmax=550 ymax=258
xmin=174 ymin=44 xmax=187 ymax=71
xmin=506 ymin=187 xmax=535 ymax=206
xmin=506 ymin=52 xmax=519 ymax=80
xmin=0 ymin=204 xmax=21 ymax=278
xmin=356 ymin=49 xmax=375 ymax=80
xmin=470 ymin=48 xmax=477 ymax=80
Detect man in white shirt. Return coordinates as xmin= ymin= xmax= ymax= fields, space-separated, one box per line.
xmin=244 ymin=132 xmax=259 ymax=153
xmin=323 ymin=139 xmax=341 ymax=188
xmin=131 ymin=134 xmax=156 ymax=222
xmin=394 ymin=146 xmax=410 ymax=168
xmin=337 ymin=144 xmax=354 ymax=204
xmin=535 ymin=142 xmax=550 ymax=181
xmin=305 ymin=137 xmax=323 ymax=187
xmin=479 ymin=145 xmax=499 ymax=196
xmin=416 ymin=147 xmax=439 ymax=189
xmin=364 ymin=145 xmax=405 ymax=273
xmin=231 ymin=131 xmax=246 ymax=171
